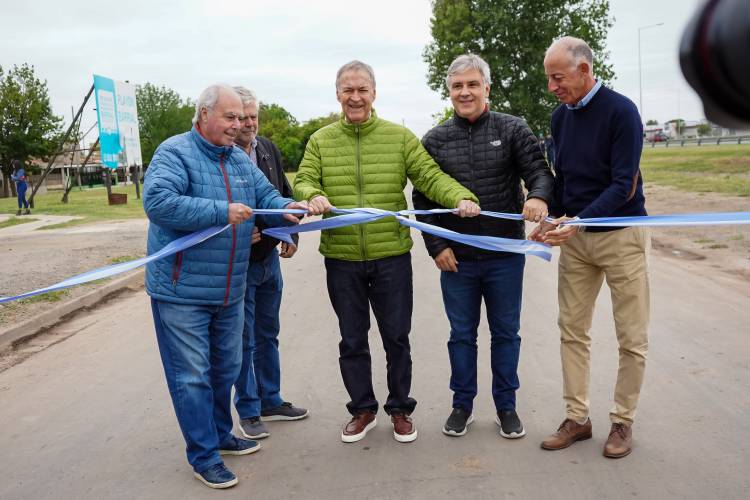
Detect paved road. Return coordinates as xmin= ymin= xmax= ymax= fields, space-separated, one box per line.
xmin=1 ymin=229 xmax=748 ymax=499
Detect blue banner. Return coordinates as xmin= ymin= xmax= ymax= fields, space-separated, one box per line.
xmin=93 ymin=74 xmax=122 ymax=169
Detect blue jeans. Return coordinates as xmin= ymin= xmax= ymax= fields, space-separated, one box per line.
xmin=234 ymin=249 xmax=285 ymax=419
xmin=150 ymin=298 xmax=243 ymax=473
xmin=17 ymin=185 xmax=28 ymax=209
xmin=440 ymin=254 xmax=525 ymax=412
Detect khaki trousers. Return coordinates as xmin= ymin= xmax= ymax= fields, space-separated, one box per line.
xmin=557 ymin=226 xmax=650 ymax=425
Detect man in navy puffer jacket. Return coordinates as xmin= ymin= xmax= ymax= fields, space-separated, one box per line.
xmin=143 ymin=84 xmax=306 ymax=489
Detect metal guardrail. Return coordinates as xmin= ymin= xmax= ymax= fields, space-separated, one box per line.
xmin=645 ymin=135 xmax=750 ymax=147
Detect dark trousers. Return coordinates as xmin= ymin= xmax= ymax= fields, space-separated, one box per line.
xmin=325 ymin=253 xmax=417 ymax=416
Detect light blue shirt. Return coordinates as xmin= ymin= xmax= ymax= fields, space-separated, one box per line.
xmin=566 ymin=79 xmax=602 ymax=110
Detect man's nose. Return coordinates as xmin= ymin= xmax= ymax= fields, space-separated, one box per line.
xmin=547 ymin=78 xmax=557 ymax=92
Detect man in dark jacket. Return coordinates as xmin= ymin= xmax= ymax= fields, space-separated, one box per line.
xmin=413 ymin=54 xmax=553 ymax=439
xmin=232 ymin=87 xmax=308 ymax=441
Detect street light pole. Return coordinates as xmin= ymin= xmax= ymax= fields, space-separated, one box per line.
xmin=638 ymin=22 xmax=664 ymax=122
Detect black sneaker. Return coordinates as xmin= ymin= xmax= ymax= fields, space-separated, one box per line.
xmin=495 ymin=409 xmax=526 ymax=439
xmin=193 ymin=463 xmax=238 ymax=489
xmin=442 ymin=407 xmax=474 ymax=436
xmin=239 ymin=416 xmax=270 ymax=439
xmin=261 ymin=402 xmax=309 ymax=421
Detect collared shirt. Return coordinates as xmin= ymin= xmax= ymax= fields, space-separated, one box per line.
xmin=248 ymin=137 xmax=259 ymax=166
xmin=566 ymin=79 xmax=602 ymax=110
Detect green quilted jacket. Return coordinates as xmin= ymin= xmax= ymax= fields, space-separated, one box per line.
xmin=294 ymin=111 xmax=479 ymax=261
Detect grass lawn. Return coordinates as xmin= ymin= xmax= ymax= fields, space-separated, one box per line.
xmin=640 ymin=145 xmax=750 ymax=197
xmin=0 ymin=216 xmax=39 ymax=229
xmin=0 ymin=184 xmax=145 ymax=224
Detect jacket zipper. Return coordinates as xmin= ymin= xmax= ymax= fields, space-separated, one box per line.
xmin=468 ymin=125 xmax=480 ymax=237
xmin=355 ymin=126 xmax=366 ymax=260
xmin=219 ymin=153 xmax=237 ymax=306
xmin=171 ymin=251 xmax=183 ymax=289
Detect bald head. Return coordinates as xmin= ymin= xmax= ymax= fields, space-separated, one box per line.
xmin=545 ymin=36 xmax=594 ymax=73
xmin=544 ymin=36 xmax=597 ymax=105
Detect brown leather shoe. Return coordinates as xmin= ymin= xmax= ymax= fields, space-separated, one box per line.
xmin=540 ymin=418 xmax=593 ymax=450
xmin=391 ymin=412 xmax=417 ymax=443
xmin=341 ymin=412 xmax=377 ymax=443
xmin=603 ymin=422 xmax=633 ymax=458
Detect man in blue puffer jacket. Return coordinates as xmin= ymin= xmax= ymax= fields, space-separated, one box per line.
xmin=143 ymin=84 xmax=306 ymax=490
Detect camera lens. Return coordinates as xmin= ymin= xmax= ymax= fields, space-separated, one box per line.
xmin=680 ymin=0 xmax=750 ymax=129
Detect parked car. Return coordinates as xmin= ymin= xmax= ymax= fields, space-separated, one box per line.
xmin=649 ymin=131 xmax=668 ymax=142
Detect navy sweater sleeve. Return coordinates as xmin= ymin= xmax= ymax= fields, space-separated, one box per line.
xmin=578 ymin=101 xmax=644 ymax=219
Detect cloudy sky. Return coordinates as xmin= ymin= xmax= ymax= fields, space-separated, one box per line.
xmin=0 ymin=0 xmax=706 ymax=140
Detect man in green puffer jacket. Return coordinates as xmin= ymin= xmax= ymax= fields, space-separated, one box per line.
xmin=294 ymin=60 xmax=480 ymax=445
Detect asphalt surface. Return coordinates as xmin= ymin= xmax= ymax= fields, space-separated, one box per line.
xmin=1 ymin=229 xmax=749 ymax=499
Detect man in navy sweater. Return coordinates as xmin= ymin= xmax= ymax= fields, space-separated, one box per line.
xmin=530 ymin=36 xmax=650 ymax=459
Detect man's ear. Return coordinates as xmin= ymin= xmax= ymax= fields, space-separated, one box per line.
xmin=579 ymin=61 xmax=591 ymax=78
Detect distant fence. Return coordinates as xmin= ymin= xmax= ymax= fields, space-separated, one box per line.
xmin=645 ymin=135 xmax=750 ymax=148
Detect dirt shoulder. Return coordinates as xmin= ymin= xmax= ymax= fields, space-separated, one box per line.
xmin=0 ymin=218 xmax=148 ymax=328
xmin=644 ymin=184 xmax=750 ymax=281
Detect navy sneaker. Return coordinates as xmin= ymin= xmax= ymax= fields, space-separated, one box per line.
xmin=261 ymin=402 xmax=309 ymax=421
xmin=194 ymin=463 xmax=238 ymax=489
xmin=219 ymin=435 xmax=261 ymax=456
xmin=443 ymin=407 xmax=474 ymax=436
xmin=496 ymin=409 xmax=526 ymax=439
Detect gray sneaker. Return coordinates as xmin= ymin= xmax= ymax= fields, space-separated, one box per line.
xmin=240 ymin=417 xmax=270 ymax=439
xmin=261 ymin=402 xmax=309 ymax=421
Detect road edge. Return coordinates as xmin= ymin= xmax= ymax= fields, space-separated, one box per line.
xmin=0 ymin=269 xmax=145 ymax=350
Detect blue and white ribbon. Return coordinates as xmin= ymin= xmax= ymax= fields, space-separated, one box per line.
xmin=2 ymin=208 xmax=749 ymax=304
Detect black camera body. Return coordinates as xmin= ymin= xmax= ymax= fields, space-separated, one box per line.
xmin=680 ymin=0 xmax=750 ymax=129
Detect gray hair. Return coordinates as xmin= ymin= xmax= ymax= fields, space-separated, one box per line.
xmin=192 ymin=83 xmax=238 ymax=125
xmin=335 ymin=60 xmax=376 ymax=89
xmin=547 ymin=36 xmax=595 ymax=72
xmin=445 ymin=54 xmax=492 ymax=89
xmin=233 ymin=86 xmax=258 ymax=106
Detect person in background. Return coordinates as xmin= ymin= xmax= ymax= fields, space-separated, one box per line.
xmin=232 ymin=86 xmax=308 ymax=442
xmin=10 ymin=160 xmax=30 ymax=216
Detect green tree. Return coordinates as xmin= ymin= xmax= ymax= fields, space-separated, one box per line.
xmin=259 ymin=103 xmax=302 ymax=169
xmin=423 ymin=0 xmax=614 ymax=134
xmin=293 ymin=112 xmax=340 ymax=169
xmin=0 ymin=64 xmax=63 ymax=197
xmin=257 ymin=105 xmax=339 ymax=171
xmin=696 ymin=123 xmax=712 ymax=137
xmin=136 ymin=83 xmax=193 ymax=167
xmin=646 ymin=119 xmax=658 ymax=126
xmin=432 ymin=106 xmax=454 ymax=125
